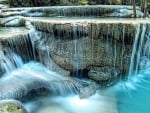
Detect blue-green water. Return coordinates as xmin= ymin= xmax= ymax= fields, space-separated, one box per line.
xmin=22 ymin=62 xmax=150 ymax=113
xmin=1 ymin=19 xmax=150 ymax=113
xmin=117 ymin=68 xmax=150 ymax=113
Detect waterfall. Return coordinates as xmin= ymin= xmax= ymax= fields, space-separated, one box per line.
xmin=0 ymin=48 xmax=23 ymax=75
xmin=26 ymin=21 xmax=41 ymax=60
xmin=128 ymin=24 xmax=140 ymax=77
xmin=2 ymin=33 xmax=35 ymax=62
xmin=115 ymin=27 xmax=150 ymax=113
xmin=0 ymin=61 xmax=93 ymax=100
xmin=128 ymin=24 xmax=147 ymax=77
xmin=116 ymin=24 xmax=150 ymax=91
xmin=0 ymin=21 xmax=94 ymax=98
xmin=143 ymin=32 xmax=150 ymax=59
xmin=135 ymin=24 xmax=147 ymax=71
xmin=72 ymin=23 xmax=79 ymax=73
xmin=0 ymin=21 xmax=41 ymax=64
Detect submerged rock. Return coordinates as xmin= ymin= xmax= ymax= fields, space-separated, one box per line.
xmin=0 ymin=100 xmax=28 ymax=113
xmin=79 ymin=84 xmax=97 ymax=98
xmin=88 ymin=66 xmax=119 ymax=81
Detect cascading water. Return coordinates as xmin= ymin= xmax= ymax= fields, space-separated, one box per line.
xmin=72 ymin=23 xmax=80 ymax=77
xmin=0 ymin=21 xmax=95 ymax=100
xmin=2 ymin=33 xmax=35 ymax=62
xmin=1 ymin=3 xmax=150 ymax=113
xmin=0 ymin=48 xmax=23 ymax=75
xmin=111 ymin=23 xmax=150 ymax=113
xmin=0 ymin=61 xmax=91 ymax=100
xmin=128 ymin=24 xmax=147 ymax=77
xmin=17 ymin=19 xmax=150 ymax=113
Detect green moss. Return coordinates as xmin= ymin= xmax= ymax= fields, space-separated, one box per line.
xmin=7 ymin=104 xmax=17 ymax=112
xmin=0 ymin=103 xmax=27 ymax=113
xmin=79 ymin=0 xmax=88 ymax=5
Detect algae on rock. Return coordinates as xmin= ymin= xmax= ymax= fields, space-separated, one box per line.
xmin=0 ymin=100 xmax=28 ymax=113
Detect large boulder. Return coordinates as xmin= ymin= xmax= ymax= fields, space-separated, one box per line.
xmin=0 ymin=100 xmax=28 ymax=113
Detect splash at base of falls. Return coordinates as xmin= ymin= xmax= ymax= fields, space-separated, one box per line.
xmin=0 ymin=48 xmax=23 ymax=75
xmin=24 ymin=90 xmax=118 ymax=113
xmin=23 ymin=65 xmax=150 ymax=113
xmin=115 ymin=67 xmax=150 ymax=113
xmin=0 ymin=61 xmax=95 ymax=100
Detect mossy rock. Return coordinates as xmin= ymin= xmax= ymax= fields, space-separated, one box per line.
xmin=0 ymin=100 xmax=28 ymax=113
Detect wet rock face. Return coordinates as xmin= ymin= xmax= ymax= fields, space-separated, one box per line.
xmin=88 ymin=66 xmax=119 ymax=81
xmin=0 ymin=100 xmax=28 ymax=113
xmin=79 ymin=85 xmax=96 ymax=98
xmin=36 ymin=23 xmax=134 ymax=76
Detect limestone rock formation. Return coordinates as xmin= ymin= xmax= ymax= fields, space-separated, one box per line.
xmin=0 ymin=5 xmax=143 ymax=18
xmin=0 ymin=100 xmax=28 ymax=113
xmin=0 ymin=3 xmax=149 ymax=86
xmin=88 ymin=66 xmax=119 ymax=81
xmin=29 ymin=19 xmax=150 ymax=84
xmin=30 ymin=19 xmax=136 ymax=74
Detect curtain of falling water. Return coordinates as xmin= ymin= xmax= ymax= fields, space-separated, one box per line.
xmin=116 ymin=24 xmax=150 ymax=113
xmin=53 ymin=6 xmax=108 ymax=17
xmin=2 ymin=34 xmax=35 ymax=62
xmin=143 ymin=31 xmax=150 ymax=59
xmin=128 ymin=24 xmax=146 ymax=77
xmin=0 ymin=61 xmax=86 ymax=100
xmin=26 ymin=21 xmax=42 ymax=60
xmin=36 ymin=26 xmax=56 ymax=70
xmin=128 ymin=24 xmax=141 ymax=77
xmin=135 ymin=24 xmax=146 ymax=72
xmin=1 ymin=22 xmax=43 ymax=64
xmin=72 ymin=23 xmax=79 ymax=76
xmin=0 ymin=48 xmax=23 ymax=74
xmin=71 ymin=23 xmax=85 ymax=77
xmin=120 ymin=25 xmax=125 ymax=76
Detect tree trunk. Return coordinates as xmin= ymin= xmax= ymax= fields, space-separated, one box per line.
xmin=143 ymin=0 xmax=148 ymax=17
xmin=133 ymin=0 xmax=136 ymax=18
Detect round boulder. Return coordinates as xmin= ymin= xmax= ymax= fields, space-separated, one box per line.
xmin=0 ymin=100 xmax=28 ymax=113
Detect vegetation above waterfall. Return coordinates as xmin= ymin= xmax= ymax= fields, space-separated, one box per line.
xmin=7 ymin=0 xmax=148 ymax=6
xmin=6 ymin=0 xmax=150 ymax=17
